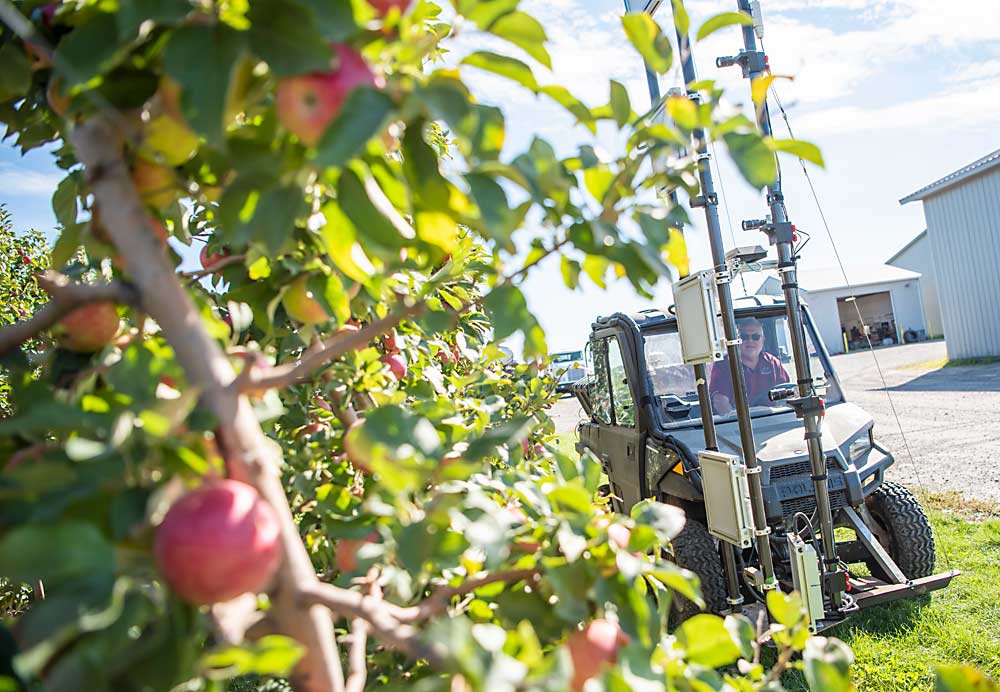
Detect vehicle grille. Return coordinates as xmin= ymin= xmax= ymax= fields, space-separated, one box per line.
xmin=770 ymin=457 xmax=836 ymax=481
xmin=781 ymin=489 xmax=848 ymax=518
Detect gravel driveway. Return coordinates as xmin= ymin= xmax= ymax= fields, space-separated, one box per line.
xmin=549 ymin=340 xmax=1000 ymax=503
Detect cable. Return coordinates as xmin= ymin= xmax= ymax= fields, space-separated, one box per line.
xmin=766 ymin=79 xmax=955 ymax=573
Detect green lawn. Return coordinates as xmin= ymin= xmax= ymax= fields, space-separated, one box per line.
xmin=551 ymin=431 xmax=1000 ymax=690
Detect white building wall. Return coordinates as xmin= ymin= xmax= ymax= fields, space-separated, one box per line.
xmin=921 ymin=166 xmax=1000 ymax=359
xmin=888 ymin=234 xmax=944 ymax=338
xmin=802 ymin=281 xmax=926 ymax=355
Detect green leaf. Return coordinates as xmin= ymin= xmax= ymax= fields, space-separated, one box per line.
xmin=239 ymin=185 xmax=307 ymax=254
xmin=560 ymin=256 xmax=581 ymax=289
xmin=672 ymin=0 xmax=690 ymax=37
xmin=247 ymin=0 xmax=333 ymax=76
xmin=936 ymin=665 xmax=1000 ymax=692
xmin=723 ymin=131 xmax=777 ymax=189
xmin=488 ymin=11 xmax=551 ymax=69
xmin=666 ymin=96 xmax=698 ymax=130
xmin=52 ymin=174 xmax=79 ymax=227
xmin=676 ymin=614 xmax=742 ymax=668
xmin=0 ymin=522 xmax=114 ymax=588
xmin=724 ymin=614 xmax=756 ymax=660
xmin=320 ymin=201 xmax=375 ymax=283
xmin=539 ymin=86 xmax=594 ymax=133
xmin=483 ymin=284 xmax=528 ymax=341
xmin=0 ymin=43 xmax=32 ymax=101
xmin=461 ymin=51 xmax=538 ymax=91
xmin=583 ymin=166 xmax=615 ymax=204
xmin=648 ymin=564 xmax=701 ymax=605
xmin=338 ymin=168 xmax=407 ymax=251
xmin=455 ymin=103 xmax=506 ymax=162
xmin=632 ymin=499 xmax=685 ymax=540
xmin=117 ymin=0 xmax=191 ymax=37
xmin=465 ymin=172 xmax=519 ymax=251
xmin=803 ymin=637 xmax=854 ymax=692
xmin=163 ymin=25 xmax=246 ymax=145
xmin=51 ymin=223 xmax=83 ymax=269
xmin=55 ymin=13 xmax=127 ymax=87
xmin=314 ymin=87 xmax=394 ymax=166
xmin=200 ymin=635 xmax=305 ymax=679
xmin=609 ymin=80 xmax=631 ymax=128
xmin=695 ymin=11 xmax=754 ymax=41
xmin=767 ymin=137 xmax=825 ymax=168
xmin=766 ymin=590 xmax=805 ymax=628
xmin=298 ymin=0 xmax=359 ymax=42
xmin=621 ymin=13 xmax=672 ymax=74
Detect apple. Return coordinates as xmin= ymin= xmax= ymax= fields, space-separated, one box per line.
xmin=334 ymin=529 xmax=379 ymax=573
xmin=283 ymin=276 xmax=329 ymax=325
xmin=342 ymin=418 xmax=372 ymax=474
xmin=46 ymin=77 xmax=70 ymax=116
xmin=383 ymin=329 xmax=402 ymax=353
xmin=567 ymin=619 xmax=629 ymax=692
xmin=275 ymin=44 xmax=377 ymax=146
xmin=200 ymin=244 xmax=230 ymax=271
xmin=154 ymin=479 xmax=282 ymax=605
xmin=380 ymin=352 xmax=407 ymax=380
xmin=369 ymin=0 xmax=411 ymax=16
xmin=56 ymin=302 xmax=121 ymax=352
xmin=131 ymin=159 xmax=176 ymax=210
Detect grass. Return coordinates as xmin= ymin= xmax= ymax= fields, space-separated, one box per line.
xmin=782 ymin=493 xmax=1000 ymax=692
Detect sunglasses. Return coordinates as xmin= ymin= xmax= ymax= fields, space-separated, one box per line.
xmin=740 ymin=333 xmax=764 ymax=342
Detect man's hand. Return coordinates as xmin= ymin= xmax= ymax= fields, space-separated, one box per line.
xmin=711 ymin=393 xmax=733 ymax=414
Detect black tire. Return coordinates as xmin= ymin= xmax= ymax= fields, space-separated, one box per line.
xmin=864 ymin=481 xmax=936 ymax=580
xmin=669 ymin=518 xmax=728 ymax=621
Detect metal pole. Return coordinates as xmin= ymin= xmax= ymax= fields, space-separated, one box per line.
xmin=627 ymin=0 xmax=745 ymax=607
xmin=733 ymin=0 xmax=843 ymax=606
xmin=669 ymin=13 xmax=776 ymax=588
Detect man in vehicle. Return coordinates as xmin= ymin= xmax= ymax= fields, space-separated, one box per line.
xmin=709 ymin=316 xmax=790 ymax=414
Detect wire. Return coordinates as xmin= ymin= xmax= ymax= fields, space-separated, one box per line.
xmin=766 ymin=79 xmax=955 ymax=573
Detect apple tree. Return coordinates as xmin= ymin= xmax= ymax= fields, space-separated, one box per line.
xmin=0 ymin=1 xmax=856 ymax=691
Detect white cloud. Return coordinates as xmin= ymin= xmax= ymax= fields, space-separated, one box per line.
xmin=0 ymin=164 xmax=61 ymax=195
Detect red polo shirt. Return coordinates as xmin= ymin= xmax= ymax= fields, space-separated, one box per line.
xmin=709 ymin=352 xmax=791 ymax=407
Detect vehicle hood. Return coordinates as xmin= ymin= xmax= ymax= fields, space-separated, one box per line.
xmin=665 ymin=401 xmax=874 ymax=464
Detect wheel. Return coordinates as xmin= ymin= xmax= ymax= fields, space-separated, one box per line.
xmin=668 ymin=518 xmax=728 ymax=622
xmin=864 ymin=481 xmax=936 ymax=580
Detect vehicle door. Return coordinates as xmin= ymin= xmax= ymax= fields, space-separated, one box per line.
xmin=590 ymin=331 xmax=643 ymax=513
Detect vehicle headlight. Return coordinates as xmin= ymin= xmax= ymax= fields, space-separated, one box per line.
xmin=848 ymin=436 xmax=872 ymax=462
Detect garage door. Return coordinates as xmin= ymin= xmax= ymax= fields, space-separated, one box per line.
xmin=838 ymin=291 xmax=897 ymax=348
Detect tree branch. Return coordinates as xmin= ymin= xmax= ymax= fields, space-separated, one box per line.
xmin=344 ymin=617 xmax=369 ymax=692
xmin=71 ymin=115 xmax=345 ymax=692
xmin=0 ymin=271 xmax=138 ymax=356
xmin=402 ymin=568 xmax=540 ymax=623
xmin=241 ymin=304 xmax=426 ymax=393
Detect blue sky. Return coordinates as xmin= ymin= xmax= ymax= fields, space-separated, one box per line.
xmin=3 ymin=0 xmax=1000 ymax=356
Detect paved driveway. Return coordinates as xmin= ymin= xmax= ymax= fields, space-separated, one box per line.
xmin=550 ymin=340 xmax=1000 ymax=502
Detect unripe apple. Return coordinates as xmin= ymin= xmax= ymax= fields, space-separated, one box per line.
xmin=369 ymin=0 xmax=411 ymax=16
xmin=567 ymin=619 xmax=629 ymax=692
xmin=56 ymin=302 xmax=121 ymax=352
xmin=282 ymin=276 xmax=329 ymax=325
xmin=334 ymin=529 xmax=378 ymax=573
xmin=131 ymin=159 xmax=176 ymax=210
xmin=154 ymin=480 xmax=282 ymax=605
xmin=342 ymin=418 xmax=372 ymax=474
xmin=140 ymin=82 xmax=199 ymax=166
xmin=380 ymin=352 xmax=407 ymax=380
xmin=275 ymin=44 xmax=377 ymax=146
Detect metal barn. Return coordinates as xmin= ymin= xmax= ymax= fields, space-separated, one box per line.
xmin=901 ymin=150 xmax=1000 ymax=359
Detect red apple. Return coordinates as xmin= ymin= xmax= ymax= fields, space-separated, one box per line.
xmin=56 ymin=302 xmax=121 ymax=352
xmin=334 ymin=529 xmax=378 ymax=573
xmin=200 ymin=244 xmax=230 ymax=271
xmin=380 ymin=353 xmax=407 ymax=380
xmin=131 ymin=159 xmax=176 ymax=210
xmin=567 ymin=619 xmax=629 ymax=691
xmin=315 ymin=396 xmax=333 ymax=413
xmin=275 ymin=44 xmax=377 ymax=146
xmin=283 ymin=276 xmax=329 ymax=325
xmin=383 ymin=329 xmax=401 ymax=353
xmin=154 ymin=480 xmax=282 ymax=605
xmin=369 ymin=0 xmax=411 ymax=16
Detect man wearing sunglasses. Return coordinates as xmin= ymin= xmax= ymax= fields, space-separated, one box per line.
xmin=709 ymin=317 xmax=790 ymax=414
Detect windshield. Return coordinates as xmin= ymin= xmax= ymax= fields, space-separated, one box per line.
xmin=643 ymin=312 xmax=840 ymax=427
xmin=551 ymin=351 xmax=584 ymax=364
